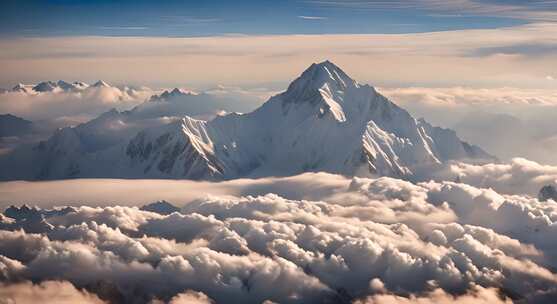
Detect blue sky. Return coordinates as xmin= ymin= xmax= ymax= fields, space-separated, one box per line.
xmin=4 ymin=0 xmax=555 ymax=37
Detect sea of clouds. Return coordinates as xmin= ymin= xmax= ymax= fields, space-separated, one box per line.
xmin=2 ymin=69 xmax=557 ymax=303
xmin=1 ymin=161 xmax=556 ymax=303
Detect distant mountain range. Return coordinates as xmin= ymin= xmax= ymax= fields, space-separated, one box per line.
xmin=5 ymin=80 xmax=110 ymax=94
xmin=0 ymin=61 xmax=493 ymax=180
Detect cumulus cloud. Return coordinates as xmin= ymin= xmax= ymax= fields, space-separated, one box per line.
xmin=0 ymin=85 xmax=152 ymax=122
xmin=0 ymin=280 xmax=106 ymax=304
xmin=379 ymin=87 xmax=557 ymax=111
xmin=425 ymin=158 xmax=557 ymax=196
xmin=354 ymin=284 xmax=511 ymax=304
xmin=0 ymin=84 xmax=271 ymax=124
xmin=167 ymin=290 xmax=214 ymax=304
xmin=1 ymin=171 xmax=557 ymax=303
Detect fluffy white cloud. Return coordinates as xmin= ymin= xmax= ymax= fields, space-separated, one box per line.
xmin=1 ymin=171 xmax=557 ymax=303
xmin=167 ymin=290 xmax=214 ymax=304
xmin=0 ymin=280 xmax=106 ymax=304
xmin=0 ymin=172 xmax=350 ymax=209
xmin=0 ymin=84 xmax=271 ymax=124
xmin=354 ymin=284 xmax=511 ymax=304
xmin=426 ymin=158 xmax=557 ymax=196
xmin=0 ymin=85 xmax=152 ymax=122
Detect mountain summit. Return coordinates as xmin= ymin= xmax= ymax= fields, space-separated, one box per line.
xmin=279 ymin=60 xmax=360 ymax=122
xmin=287 ymin=60 xmax=357 ymax=94
xmin=0 ymin=61 xmax=493 ymax=180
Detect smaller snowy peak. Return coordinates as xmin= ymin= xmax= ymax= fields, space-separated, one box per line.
xmin=92 ymin=80 xmax=111 ymax=88
xmin=3 ymin=205 xmax=76 ymax=233
xmin=11 ymin=83 xmax=30 ymax=93
xmin=56 ymin=80 xmax=87 ymax=91
xmin=4 ymin=204 xmax=41 ymax=221
xmin=170 ymin=88 xmax=184 ymax=94
xmin=149 ymin=88 xmax=195 ymax=102
xmin=33 ymin=81 xmax=59 ymax=92
xmin=140 ymin=200 xmax=181 ymax=215
xmin=57 ymin=80 xmax=73 ymax=90
xmin=4 ymin=204 xmax=76 ymax=220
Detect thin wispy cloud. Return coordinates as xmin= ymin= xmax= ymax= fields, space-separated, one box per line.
xmin=161 ymin=16 xmax=223 ymax=24
xmin=298 ymin=15 xmax=328 ymax=20
xmin=98 ymin=26 xmax=149 ymax=31
xmin=307 ymin=0 xmax=557 ymax=21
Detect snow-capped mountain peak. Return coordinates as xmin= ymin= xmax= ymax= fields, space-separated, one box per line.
xmin=170 ymin=88 xmax=186 ymax=94
xmin=10 ymin=80 xmax=94 ymax=93
xmin=288 ymin=60 xmax=358 ymax=93
xmin=33 ymin=81 xmax=58 ymax=92
xmin=92 ymin=80 xmax=111 ymax=88
xmin=140 ymin=200 xmax=181 ymax=215
xmin=11 ymin=83 xmax=29 ymax=92
xmin=56 ymin=80 xmax=78 ymax=91
xmin=0 ymin=60 xmax=493 ymax=181
xmin=149 ymin=88 xmax=195 ymax=102
xmin=274 ymin=60 xmax=374 ymax=123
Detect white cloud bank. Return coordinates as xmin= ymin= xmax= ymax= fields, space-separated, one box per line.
xmin=0 ymin=83 xmax=271 ymax=123
xmin=0 ymin=280 xmax=106 ymax=304
xmin=427 ymin=158 xmax=557 ymax=196
xmin=354 ymin=284 xmax=511 ymax=304
xmin=2 ymin=22 xmax=557 ymax=89
xmin=1 ymin=164 xmax=557 ymax=303
xmin=0 ymin=85 xmax=152 ymax=122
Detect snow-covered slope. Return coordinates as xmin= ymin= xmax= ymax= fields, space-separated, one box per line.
xmin=0 ymin=61 xmax=493 ymax=180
